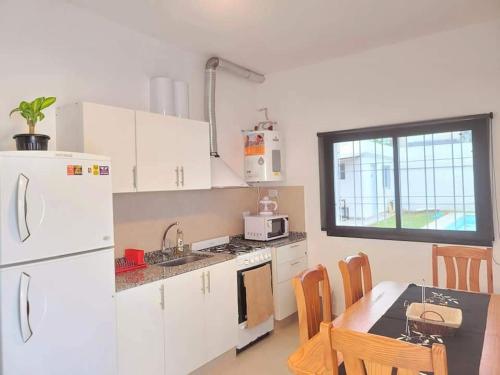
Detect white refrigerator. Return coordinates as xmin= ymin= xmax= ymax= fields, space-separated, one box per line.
xmin=0 ymin=151 xmax=117 ymax=375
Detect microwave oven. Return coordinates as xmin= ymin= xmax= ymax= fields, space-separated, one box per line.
xmin=244 ymin=214 xmax=289 ymax=241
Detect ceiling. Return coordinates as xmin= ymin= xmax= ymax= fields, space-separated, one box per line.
xmin=68 ymin=0 xmax=500 ymax=73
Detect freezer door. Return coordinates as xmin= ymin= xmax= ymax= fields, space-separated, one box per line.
xmin=0 ymin=249 xmax=117 ymax=375
xmin=0 ymin=152 xmax=114 ymax=266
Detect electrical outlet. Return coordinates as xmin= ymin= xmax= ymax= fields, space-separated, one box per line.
xmin=268 ymin=189 xmax=279 ymax=198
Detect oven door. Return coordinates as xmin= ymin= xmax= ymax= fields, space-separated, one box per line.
xmin=237 ymin=261 xmax=272 ymax=324
xmin=267 ymin=217 xmax=289 ymax=239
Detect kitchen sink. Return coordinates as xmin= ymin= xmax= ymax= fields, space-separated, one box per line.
xmin=155 ymin=254 xmax=210 ymax=267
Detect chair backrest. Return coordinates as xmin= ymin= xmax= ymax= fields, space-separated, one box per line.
xmin=292 ymin=264 xmax=333 ymax=344
xmin=432 ymin=244 xmax=493 ymax=293
xmin=338 ymin=252 xmax=372 ymax=309
xmin=320 ymin=323 xmax=448 ymax=375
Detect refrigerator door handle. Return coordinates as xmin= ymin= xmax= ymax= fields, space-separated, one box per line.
xmin=19 ymin=272 xmax=33 ymax=343
xmin=17 ymin=173 xmax=31 ymax=242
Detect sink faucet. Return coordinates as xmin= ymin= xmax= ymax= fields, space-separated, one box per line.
xmin=161 ymin=221 xmax=179 ymax=255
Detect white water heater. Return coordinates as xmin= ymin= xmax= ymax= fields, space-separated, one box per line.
xmin=244 ymin=130 xmax=283 ymax=182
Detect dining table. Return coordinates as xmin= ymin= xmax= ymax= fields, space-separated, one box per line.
xmin=288 ymin=281 xmax=500 ymax=374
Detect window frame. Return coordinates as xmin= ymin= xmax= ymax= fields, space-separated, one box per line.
xmin=318 ymin=114 xmax=494 ymax=246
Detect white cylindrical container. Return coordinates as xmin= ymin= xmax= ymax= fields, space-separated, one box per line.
xmin=149 ymin=76 xmax=175 ymax=115
xmin=174 ymin=80 xmax=189 ymax=118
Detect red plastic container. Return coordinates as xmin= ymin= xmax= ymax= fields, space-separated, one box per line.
xmin=124 ymin=248 xmax=145 ymax=265
xmin=115 ymin=249 xmax=147 ymax=274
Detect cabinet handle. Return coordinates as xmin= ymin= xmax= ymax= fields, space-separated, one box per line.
xmin=132 ymin=166 xmax=137 ymax=189
xmin=290 ymin=261 xmax=301 ymax=266
xmin=201 ymin=271 xmax=205 ymax=294
xmin=180 ymin=166 xmax=184 ymax=187
xmin=206 ymin=271 xmax=211 ymax=293
xmin=290 ymin=244 xmax=300 ymax=248
xmin=159 ymin=284 xmax=165 ymax=310
xmin=19 ymin=272 xmax=33 ymax=342
xmin=175 ymin=167 xmax=180 ymax=187
xmin=17 ymin=174 xmax=30 ymax=243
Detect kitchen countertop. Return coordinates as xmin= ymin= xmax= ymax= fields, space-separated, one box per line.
xmin=115 ymin=231 xmax=306 ymax=292
xmin=115 ymin=251 xmax=235 ymax=292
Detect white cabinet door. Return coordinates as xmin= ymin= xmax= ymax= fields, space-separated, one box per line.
xmin=163 ymin=269 xmax=206 ymax=375
xmin=116 ymin=281 xmax=165 ymax=375
xmin=82 ymin=103 xmax=137 ymax=193
xmin=135 ymin=111 xmax=210 ymax=192
xmin=56 ymin=102 xmax=137 ymax=193
xmin=176 ymin=120 xmax=211 ymax=190
xmin=0 ymin=249 xmax=116 ymax=375
xmin=204 ymin=259 xmax=238 ymax=360
xmin=135 ymin=111 xmax=183 ymax=192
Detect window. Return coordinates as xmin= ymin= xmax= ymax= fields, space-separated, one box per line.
xmin=318 ymin=114 xmax=494 ymax=246
xmin=383 ymin=165 xmax=391 ymax=189
xmin=339 ymin=163 xmax=346 ymax=180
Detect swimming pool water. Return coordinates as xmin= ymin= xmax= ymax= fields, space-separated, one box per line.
xmin=446 ymin=214 xmax=476 ymax=231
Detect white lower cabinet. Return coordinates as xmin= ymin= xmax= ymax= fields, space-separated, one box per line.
xmin=116 ymin=259 xmax=237 ymax=375
xmin=163 ymin=268 xmax=207 ymax=375
xmin=116 ymin=280 xmax=165 ymax=375
xmin=271 ymin=240 xmax=308 ymax=320
xmin=204 ymin=259 xmax=238 ymax=360
xmin=164 ymin=259 xmax=237 ymax=375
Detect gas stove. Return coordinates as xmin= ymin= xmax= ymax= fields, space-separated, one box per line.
xmin=199 ymin=242 xmax=255 ymax=256
xmin=192 ymin=236 xmax=272 ymax=269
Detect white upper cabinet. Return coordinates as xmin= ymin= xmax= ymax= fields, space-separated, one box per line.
xmin=57 ymin=103 xmax=212 ymax=193
xmin=56 ymin=102 xmax=137 ymax=193
xmin=135 ymin=111 xmax=211 ymax=192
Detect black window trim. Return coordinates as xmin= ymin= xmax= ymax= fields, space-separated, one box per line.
xmin=318 ymin=113 xmax=494 ymax=247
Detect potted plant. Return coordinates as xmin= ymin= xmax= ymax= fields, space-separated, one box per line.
xmin=9 ymin=97 xmax=56 ymax=150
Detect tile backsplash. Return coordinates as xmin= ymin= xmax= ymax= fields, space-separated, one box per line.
xmin=113 ymin=186 xmax=305 ymax=257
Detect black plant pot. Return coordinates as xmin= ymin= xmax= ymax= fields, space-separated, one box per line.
xmin=13 ymin=134 xmax=50 ymax=151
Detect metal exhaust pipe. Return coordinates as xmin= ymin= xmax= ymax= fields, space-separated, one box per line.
xmin=204 ymin=57 xmax=265 ymax=156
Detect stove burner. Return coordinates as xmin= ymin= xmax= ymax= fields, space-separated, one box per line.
xmin=202 ymin=243 xmax=255 ymax=255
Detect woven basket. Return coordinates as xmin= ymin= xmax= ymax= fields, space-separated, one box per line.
xmin=406 ymin=302 xmax=462 ymax=337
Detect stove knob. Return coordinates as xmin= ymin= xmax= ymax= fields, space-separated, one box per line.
xmin=244 ymin=259 xmax=249 ymax=265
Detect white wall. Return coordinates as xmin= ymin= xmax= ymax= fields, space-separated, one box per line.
xmin=0 ymin=0 xmax=257 ymax=174
xmin=257 ymin=19 xmax=500 ymax=313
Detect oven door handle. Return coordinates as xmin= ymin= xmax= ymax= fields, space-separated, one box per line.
xmin=284 ymin=217 xmax=289 ymax=235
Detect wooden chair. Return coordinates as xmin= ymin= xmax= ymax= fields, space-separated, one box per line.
xmin=319 ymin=322 xmax=448 ymax=375
xmin=432 ymin=244 xmax=493 ymax=293
xmin=338 ymin=252 xmax=372 ymax=309
xmin=292 ymin=264 xmax=333 ymax=344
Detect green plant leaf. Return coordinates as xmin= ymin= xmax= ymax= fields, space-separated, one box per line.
xmin=19 ymin=101 xmax=30 ymax=112
xmin=38 ymin=112 xmax=45 ymax=122
xmin=32 ymin=97 xmax=43 ymax=114
xmin=9 ymin=108 xmax=20 ymax=117
xmin=40 ymin=97 xmax=56 ymax=109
